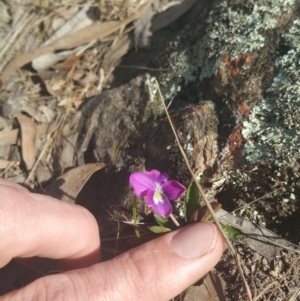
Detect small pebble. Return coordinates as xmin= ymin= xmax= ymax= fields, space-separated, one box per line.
xmin=269 ymin=270 xmax=278 ymax=278
xmin=251 ymin=252 xmax=260 ymax=262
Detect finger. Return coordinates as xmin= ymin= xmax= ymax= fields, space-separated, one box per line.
xmin=0 ymin=183 xmax=100 ymax=268
xmin=0 ymin=179 xmax=29 ymax=192
xmin=0 ymin=222 xmax=224 ymax=301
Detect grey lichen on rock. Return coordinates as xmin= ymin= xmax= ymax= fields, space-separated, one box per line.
xmin=196 ymin=0 xmax=295 ymax=80
xmin=160 ymin=0 xmax=295 ymax=98
xmin=242 ymin=19 xmax=300 ymax=165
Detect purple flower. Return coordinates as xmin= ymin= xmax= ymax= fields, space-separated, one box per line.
xmin=129 ymin=169 xmax=186 ymax=218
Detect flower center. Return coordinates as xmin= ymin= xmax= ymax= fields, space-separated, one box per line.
xmin=153 ymin=186 xmax=164 ymax=204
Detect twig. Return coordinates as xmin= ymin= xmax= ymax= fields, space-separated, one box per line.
xmin=155 ymin=79 xmax=253 ymax=301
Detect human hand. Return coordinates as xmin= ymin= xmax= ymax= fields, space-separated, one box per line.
xmin=0 ymin=179 xmax=224 ymax=301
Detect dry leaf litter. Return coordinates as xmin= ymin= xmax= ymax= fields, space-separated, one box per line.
xmin=0 ymin=0 xmax=300 ymax=300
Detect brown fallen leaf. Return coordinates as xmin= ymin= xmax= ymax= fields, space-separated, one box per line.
xmin=152 ymin=0 xmax=198 ymax=32
xmin=17 ymin=114 xmax=37 ymax=170
xmin=0 ymin=124 xmax=49 ymax=147
xmin=1 ymin=2 xmax=151 ymax=83
xmin=216 ymin=208 xmax=298 ymax=258
xmin=58 ymin=132 xmax=78 ymax=172
xmin=191 ymin=202 xmax=222 ymax=222
xmin=102 ymin=0 xmax=198 ymax=76
xmin=45 ymin=163 xmax=106 ymax=203
xmin=183 ymin=272 xmax=226 ymax=301
xmin=0 ymin=129 xmax=18 ymax=146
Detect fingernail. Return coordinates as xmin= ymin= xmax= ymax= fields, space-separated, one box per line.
xmin=170 ymin=222 xmax=217 ymax=258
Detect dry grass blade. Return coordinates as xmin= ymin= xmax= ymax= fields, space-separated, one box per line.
xmin=155 ymin=79 xmax=253 ymax=301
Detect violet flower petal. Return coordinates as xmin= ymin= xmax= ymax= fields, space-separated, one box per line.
xmin=129 ymin=172 xmax=156 ymax=196
xmin=146 ymin=190 xmax=173 ymax=218
xmin=145 ymin=169 xmax=168 ymax=184
xmin=161 ymin=180 xmax=186 ymax=200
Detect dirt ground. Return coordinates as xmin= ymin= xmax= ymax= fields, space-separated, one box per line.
xmin=0 ymin=0 xmax=300 ymax=300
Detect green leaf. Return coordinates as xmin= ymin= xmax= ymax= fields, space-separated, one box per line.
xmin=154 ymin=214 xmax=170 ymax=226
xmin=154 ymin=214 xmax=178 ymax=230
xmin=222 ymin=224 xmax=245 ymax=241
xmin=148 ymin=226 xmax=172 ymax=234
xmin=184 ymin=181 xmax=200 ymax=222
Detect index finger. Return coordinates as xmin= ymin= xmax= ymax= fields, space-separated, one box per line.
xmin=0 ymin=181 xmax=100 ymax=268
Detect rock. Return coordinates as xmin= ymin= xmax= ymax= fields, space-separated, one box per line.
xmin=76 ymin=75 xmax=163 ymax=166
xmin=76 ymin=75 xmax=218 ymax=179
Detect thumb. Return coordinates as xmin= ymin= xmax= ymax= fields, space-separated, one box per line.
xmin=0 ymin=222 xmax=224 ymax=301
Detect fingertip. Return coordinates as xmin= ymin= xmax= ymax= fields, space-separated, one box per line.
xmin=170 ymin=222 xmax=221 ymax=258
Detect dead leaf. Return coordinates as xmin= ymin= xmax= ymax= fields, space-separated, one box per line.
xmin=134 ymin=5 xmax=154 ymax=48
xmin=0 ymin=129 xmax=18 ymax=146
xmin=17 ymin=114 xmax=37 ymax=170
xmin=1 ymin=2 xmax=151 ymax=83
xmin=37 ymin=124 xmax=50 ymax=138
xmin=216 ymin=209 xmax=296 ymax=258
xmin=32 ymin=46 xmax=87 ymax=71
xmin=42 ymin=79 xmax=59 ymax=96
xmin=102 ymin=0 xmax=198 ymax=76
xmin=45 ymin=163 xmax=106 ymax=203
xmin=0 ymin=124 xmax=48 ymax=147
xmin=191 ymin=202 xmax=222 ymax=222
xmin=36 ymin=164 xmax=52 ymax=185
xmin=58 ymin=132 xmax=78 ymax=172
xmin=183 ymin=272 xmax=226 ymax=301
xmin=102 ymin=34 xmax=133 ymax=75
xmin=32 ymin=5 xmax=92 ymax=70
xmin=23 ymin=105 xmax=56 ymax=123
xmin=62 ymin=111 xmax=82 ymax=137
xmin=2 ymin=91 xmax=27 ymax=118
xmin=152 ymin=0 xmax=198 ymax=32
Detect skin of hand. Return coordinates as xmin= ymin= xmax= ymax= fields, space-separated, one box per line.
xmin=0 ymin=179 xmax=224 ymax=301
